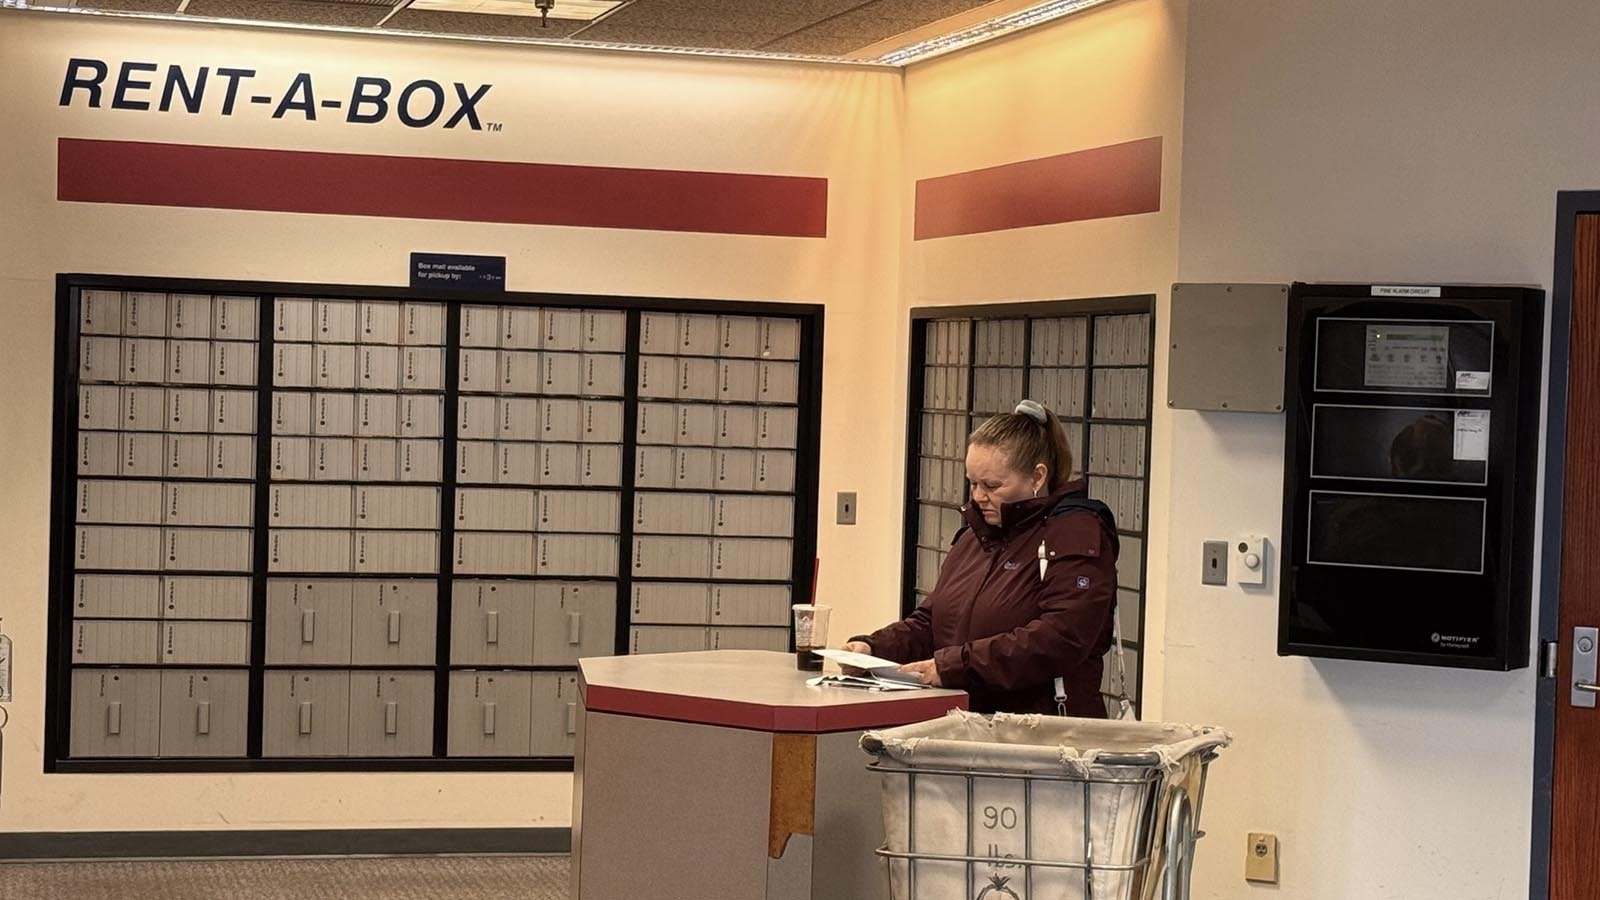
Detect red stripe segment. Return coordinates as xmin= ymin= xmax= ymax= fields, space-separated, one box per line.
xmin=57 ymin=138 xmax=829 ymax=238
xmin=914 ymin=136 xmax=1162 ymax=240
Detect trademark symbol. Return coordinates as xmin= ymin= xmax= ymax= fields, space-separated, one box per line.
xmin=486 ymin=122 xmax=504 ymax=132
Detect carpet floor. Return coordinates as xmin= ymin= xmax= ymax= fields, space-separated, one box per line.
xmin=0 ymin=854 xmax=571 ymax=900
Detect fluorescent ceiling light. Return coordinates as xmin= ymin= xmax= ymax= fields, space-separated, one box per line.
xmin=874 ymin=0 xmax=1116 ymax=65
xmin=407 ymin=0 xmax=621 ymax=20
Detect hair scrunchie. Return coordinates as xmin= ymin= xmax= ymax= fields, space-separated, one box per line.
xmin=1014 ymin=399 xmax=1049 ymax=424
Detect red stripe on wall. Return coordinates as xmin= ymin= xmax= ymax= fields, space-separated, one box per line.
xmin=914 ymin=136 xmax=1162 ymax=240
xmin=57 ymin=138 xmax=828 ymax=238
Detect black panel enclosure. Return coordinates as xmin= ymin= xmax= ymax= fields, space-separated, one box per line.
xmin=1279 ymin=283 xmax=1544 ymax=670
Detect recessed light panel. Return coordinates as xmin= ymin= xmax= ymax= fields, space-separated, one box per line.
xmin=407 ymin=0 xmax=621 ymax=20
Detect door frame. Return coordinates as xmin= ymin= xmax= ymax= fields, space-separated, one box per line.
xmin=1530 ymin=191 xmax=1597 ymax=900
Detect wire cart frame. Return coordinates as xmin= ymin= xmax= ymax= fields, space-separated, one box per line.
xmin=862 ymin=713 xmax=1229 ymax=900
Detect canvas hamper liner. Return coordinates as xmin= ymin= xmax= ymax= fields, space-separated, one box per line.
xmin=862 ymin=711 xmax=1231 ymax=900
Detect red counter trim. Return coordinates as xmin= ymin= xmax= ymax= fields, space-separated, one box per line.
xmin=581 ymin=681 xmax=968 ymax=735
xmin=913 ymin=136 xmax=1162 ymax=240
xmin=57 ymin=138 xmax=830 ymax=238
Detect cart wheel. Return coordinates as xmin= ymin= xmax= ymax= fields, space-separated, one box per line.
xmin=1162 ymin=791 xmax=1195 ymax=900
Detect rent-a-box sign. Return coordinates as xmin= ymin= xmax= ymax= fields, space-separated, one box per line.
xmin=58 ymin=58 xmax=494 ymax=130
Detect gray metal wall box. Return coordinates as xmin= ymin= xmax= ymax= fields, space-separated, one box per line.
xmin=1167 ymin=283 xmax=1289 ymax=413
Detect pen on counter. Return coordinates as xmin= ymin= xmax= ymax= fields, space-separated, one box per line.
xmin=811 ymin=675 xmax=891 ymax=692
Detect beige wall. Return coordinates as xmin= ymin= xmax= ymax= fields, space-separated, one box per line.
xmin=0 ymin=3 xmax=1581 ymax=897
xmin=904 ymin=0 xmax=1186 ymax=306
xmin=902 ymin=0 xmax=1189 ymax=716
xmin=904 ymin=0 xmax=1581 ymax=895
xmin=1168 ymin=1 xmax=1600 ymax=896
xmin=0 ymin=11 xmax=905 ymax=831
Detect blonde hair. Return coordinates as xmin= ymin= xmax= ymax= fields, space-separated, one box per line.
xmin=969 ymin=400 xmax=1074 ymax=493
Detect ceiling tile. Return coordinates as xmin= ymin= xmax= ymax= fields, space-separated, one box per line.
xmin=763 ymin=20 xmax=947 ymax=54
xmin=183 ymin=0 xmax=388 ymax=26
xmin=569 ymin=24 xmax=773 ymax=50
xmin=864 ymin=0 xmax=990 ymax=21
xmin=596 ymin=0 xmax=860 ymax=31
xmin=754 ymin=29 xmax=869 ymax=56
xmin=758 ymin=0 xmax=990 ymax=48
xmin=87 ymin=0 xmax=182 ymax=12
xmin=596 ymin=8 xmax=790 ymax=38
xmin=386 ymin=8 xmax=592 ymax=37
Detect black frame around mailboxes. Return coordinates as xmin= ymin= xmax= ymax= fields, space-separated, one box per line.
xmin=902 ymin=296 xmax=1156 ymax=716
xmin=47 ymin=274 xmax=824 ymax=773
xmin=1279 ymin=282 xmax=1543 ymax=670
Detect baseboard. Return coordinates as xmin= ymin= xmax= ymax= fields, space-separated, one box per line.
xmin=0 ymin=827 xmax=571 ymax=859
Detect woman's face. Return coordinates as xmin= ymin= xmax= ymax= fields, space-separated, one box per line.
xmin=966 ymin=443 xmax=1044 ymax=525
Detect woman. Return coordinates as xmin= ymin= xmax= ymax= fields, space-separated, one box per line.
xmin=845 ymin=400 xmax=1119 ymax=716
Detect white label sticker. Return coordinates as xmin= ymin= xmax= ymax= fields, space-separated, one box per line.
xmin=1365 ymin=324 xmax=1450 ymax=390
xmin=1453 ymin=410 xmax=1490 ymax=462
xmin=1372 ymin=285 xmax=1443 ymax=298
xmin=1455 ymin=370 xmax=1492 ymax=391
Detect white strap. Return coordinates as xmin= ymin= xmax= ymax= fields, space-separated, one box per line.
xmin=1056 ymin=590 xmax=1137 ymax=720
xmin=1108 ymin=604 xmax=1136 ymax=720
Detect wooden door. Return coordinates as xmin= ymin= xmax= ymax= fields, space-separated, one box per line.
xmin=1552 ymin=212 xmax=1600 ymax=899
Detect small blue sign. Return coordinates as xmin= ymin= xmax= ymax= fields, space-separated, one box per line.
xmin=410 ymin=252 xmax=506 ymax=292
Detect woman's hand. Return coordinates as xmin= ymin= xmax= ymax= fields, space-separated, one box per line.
xmin=897 ymin=659 xmax=943 ymax=686
xmin=838 ymin=641 xmax=874 ymax=675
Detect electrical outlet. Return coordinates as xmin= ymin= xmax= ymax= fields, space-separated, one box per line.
xmin=837 ymin=492 xmax=857 ymax=525
xmin=1202 ymin=541 xmax=1228 ymax=585
xmin=1245 ymin=832 xmax=1279 ymax=884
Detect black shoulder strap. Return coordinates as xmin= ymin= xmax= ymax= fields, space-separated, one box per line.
xmin=1049 ymin=493 xmax=1120 ymax=558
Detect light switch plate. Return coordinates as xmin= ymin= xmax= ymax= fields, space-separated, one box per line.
xmin=1245 ymin=832 xmax=1279 ymax=883
xmin=1202 ymin=541 xmax=1228 ymax=586
xmin=836 ymin=492 xmax=857 ymax=526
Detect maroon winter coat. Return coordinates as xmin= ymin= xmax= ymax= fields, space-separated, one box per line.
xmin=860 ymin=483 xmax=1118 ymax=716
